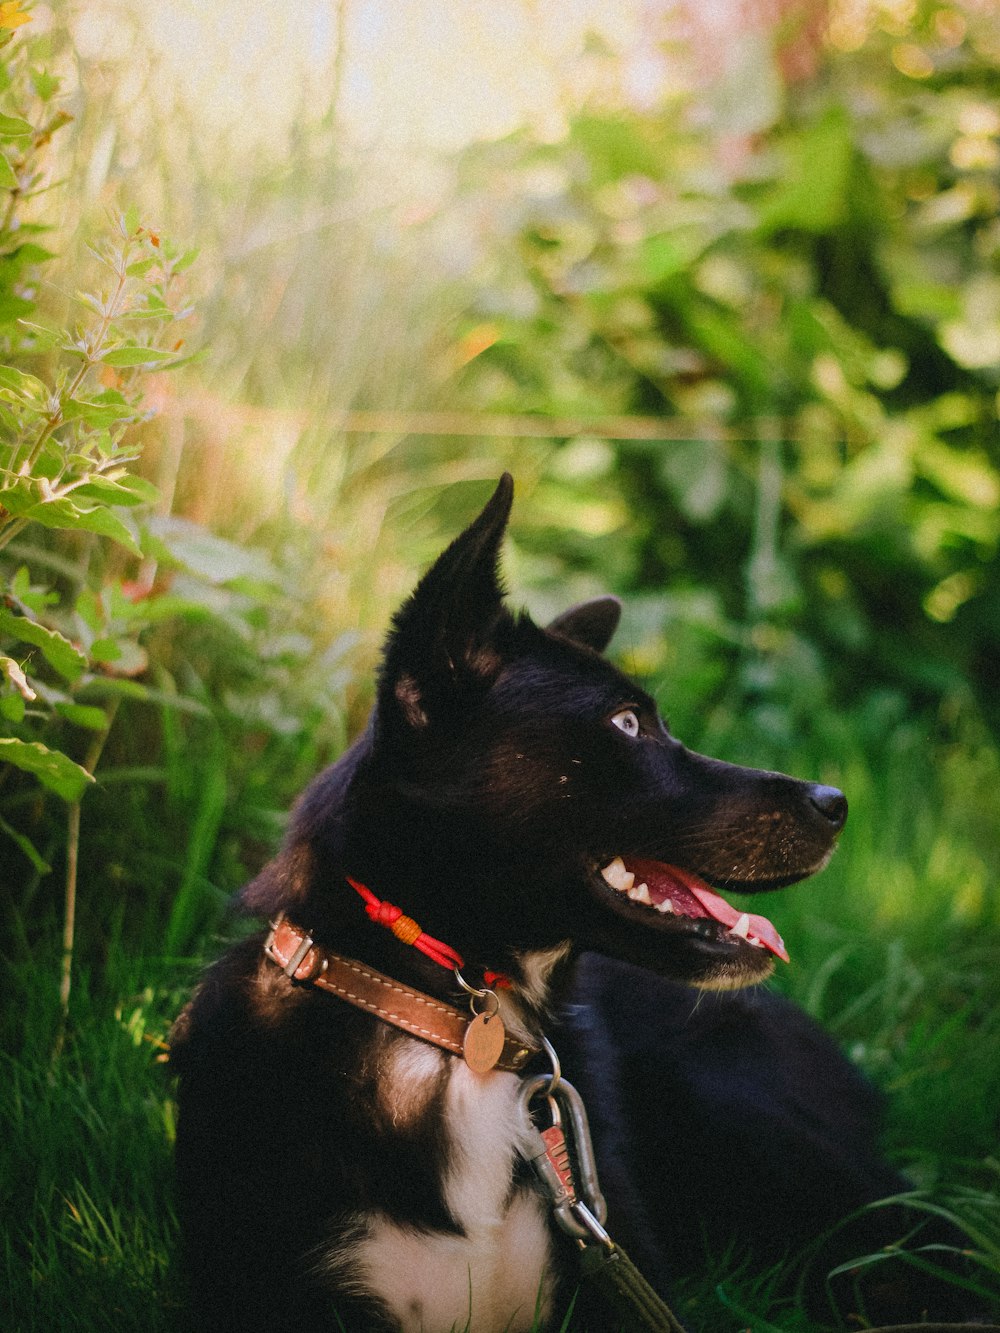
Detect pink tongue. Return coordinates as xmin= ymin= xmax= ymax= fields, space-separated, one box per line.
xmin=623 ymin=858 xmax=789 ymax=963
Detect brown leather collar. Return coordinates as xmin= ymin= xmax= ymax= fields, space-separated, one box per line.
xmin=263 ymin=916 xmax=537 ymax=1073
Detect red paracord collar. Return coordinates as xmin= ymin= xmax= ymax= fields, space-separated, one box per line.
xmin=344 ymin=876 xmax=511 ymax=988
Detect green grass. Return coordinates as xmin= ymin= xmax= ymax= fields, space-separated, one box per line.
xmin=0 ymin=956 xmax=187 ymax=1332
xmin=3 ymin=723 xmax=1000 ymax=1332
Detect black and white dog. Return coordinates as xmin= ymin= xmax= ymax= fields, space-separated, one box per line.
xmin=171 ymin=476 xmax=970 ymax=1330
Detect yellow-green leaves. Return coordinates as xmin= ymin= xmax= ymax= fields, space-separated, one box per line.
xmin=0 ymin=738 xmax=93 ymax=802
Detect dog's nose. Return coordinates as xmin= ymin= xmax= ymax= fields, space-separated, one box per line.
xmin=807 ymin=784 xmax=848 ymax=830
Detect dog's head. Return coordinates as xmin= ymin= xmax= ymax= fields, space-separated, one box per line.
xmin=315 ymin=473 xmax=845 ymax=993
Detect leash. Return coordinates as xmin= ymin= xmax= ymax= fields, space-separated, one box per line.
xmin=518 ymin=1066 xmax=690 ymax=1332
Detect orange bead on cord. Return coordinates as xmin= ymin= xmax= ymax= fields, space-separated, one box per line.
xmin=390 ymin=914 xmax=422 ymax=947
xmin=345 ymin=876 xmax=465 ymax=971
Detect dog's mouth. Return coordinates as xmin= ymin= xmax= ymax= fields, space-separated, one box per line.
xmin=597 ymin=856 xmax=789 ymax=963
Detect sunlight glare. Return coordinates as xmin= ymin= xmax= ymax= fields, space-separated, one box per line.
xmin=101 ymin=0 xmax=652 ymax=154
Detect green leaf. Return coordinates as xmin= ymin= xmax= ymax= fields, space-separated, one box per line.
xmin=14 ymin=320 xmax=61 ymax=350
xmin=90 ymin=637 xmax=122 ymax=664
xmin=0 ymin=154 xmax=17 ymax=189
xmin=0 ymin=691 xmax=25 ymax=722
xmin=62 ymin=395 xmax=137 ymax=428
xmin=642 ymin=228 xmax=712 ymax=286
xmin=0 ymin=363 xmax=48 ymax=398
xmin=91 ymin=637 xmax=148 ymax=677
xmin=126 ymin=257 xmax=157 ymax=277
xmin=0 ymin=606 xmax=86 ymax=682
xmin=0 ymin=482 xmax=42 ymax=517
xmin=71 ymin=506 xmax=143 ymax=556
xmin=758 ymin=107 xmax=854 ymax=235
xmin=145 ymin=515 xmax=280 ymax=586
xmin=73 ymin=585 xmax=102 ymax=635
xmin=10 ymin=565 xmax=58 ymax=614
xmin=0 ymin=114 xmax=32 ymax=138
xmin=101 ymin=344 xmax=175 ymax=367
xmin=113 ymin=473 xmax=160 ymax=505
xmin=123 ymin=204 xmax=141 ymax=237
xmin=0 ymin=813 xmax=51 ymax=875
xmin=9 ymin=242 xmax=56 ymax=265
xmin=10 ymin=498 xmax=143 ymax=556
xmin=54 ymin=702 xmax=110 ymax=731
xmin=76 ymin=676 xmax=212 ymax=715
xmin=71 ymin=474 xmax=158 ymax=508
xmin=0 ymin=292 xmax=34 ymax=322
xmin=571 ymin=114 xmax=661 ymax=183
xmin=30 ymin=67 xmax=60 ymax=102
xmin=0 ymin=737 xmax=94 ymax=801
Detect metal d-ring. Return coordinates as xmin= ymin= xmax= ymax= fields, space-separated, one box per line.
xmin=453 ymin=966 xmax=500 ymax=1019
xmin=541 ymin=1035 xmax=562 ymax=1096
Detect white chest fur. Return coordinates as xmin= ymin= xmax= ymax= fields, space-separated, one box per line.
xmin=331 ymin=1044 xmax=555 ymax=1333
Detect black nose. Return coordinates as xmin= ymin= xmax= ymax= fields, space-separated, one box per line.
xmin=807 ymin=784 xmax=848 ymax=831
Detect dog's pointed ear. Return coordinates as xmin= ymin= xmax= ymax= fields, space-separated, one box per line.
xmin=380 ymin=474 xmax=515 ymax=726
xmin=547 ymin=595 xmax=622 ymax=654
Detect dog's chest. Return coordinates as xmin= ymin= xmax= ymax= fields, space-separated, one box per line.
xmin=331 ymin=1042 xmax=556 ymax=1333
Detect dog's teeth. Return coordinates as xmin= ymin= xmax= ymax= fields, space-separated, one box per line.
xmin=627 ymin=882 xmax=652 ymax=905
xmin=747 ymin=934 xmax=763 ymax=949
xmin=656 ymin=898 xmax=674 ymax=914
xmin=601 ymin=858 xmax=634 ymax=892
xmin=729 ymin=913 xmax=751 ymax=940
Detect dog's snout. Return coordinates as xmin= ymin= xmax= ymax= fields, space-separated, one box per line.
xmin=807 ymin=784 xmax=848 ymax=831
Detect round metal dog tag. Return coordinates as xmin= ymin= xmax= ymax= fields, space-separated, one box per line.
xmin=463 ymin=1012 xmax=506 ymax=1073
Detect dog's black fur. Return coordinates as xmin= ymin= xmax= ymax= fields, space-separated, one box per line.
xmin=171 ymin=476 xmax=974 ymax=1330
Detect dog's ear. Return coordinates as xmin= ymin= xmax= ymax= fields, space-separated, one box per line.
xmin=380 ymin=474 xmax=514 ymax=726
xmin=547 ymin=595 xmax=622 ymax=654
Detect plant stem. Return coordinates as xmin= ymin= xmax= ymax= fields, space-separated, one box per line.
xmin=53 ymin=795 xmax=81 ymax=1062
xmin=51 ymin=699 xmax=120 ymax=1063
xmin=24 ymin=256 xmax=132 ymax=477
xmin=0 ymin=514 xmax=30 ymax=554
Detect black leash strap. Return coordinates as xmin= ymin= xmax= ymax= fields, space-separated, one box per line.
xmin=578 ymin=1240 xmax=689 ymax=1333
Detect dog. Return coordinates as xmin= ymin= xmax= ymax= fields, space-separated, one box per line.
xmin=170 ymin=475 xmax=970 ymax=1331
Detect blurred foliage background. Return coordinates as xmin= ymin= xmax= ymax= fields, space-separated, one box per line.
xmin=2 ymin=0 xmax=1000 ymax=1326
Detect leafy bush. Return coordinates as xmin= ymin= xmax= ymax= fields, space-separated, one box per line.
xmin=2 ymin=6 xmax=999 ymax=1326
xmin=452 ymin=0 xmax=1000 ymax=749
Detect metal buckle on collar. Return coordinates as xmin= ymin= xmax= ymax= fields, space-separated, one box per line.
xmin=264 ymin=915 xmax=324 ymax=981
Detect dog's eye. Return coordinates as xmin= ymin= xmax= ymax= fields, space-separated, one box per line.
xmin=609 ymin=709 xmax=640 ymax=738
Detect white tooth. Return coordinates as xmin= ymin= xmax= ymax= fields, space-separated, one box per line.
xmin=601 ymin=858 xmax=634 ymax=892
xmin=746 ymin=934 xmax=764 ymax=949
xmin=656 ymin=898 xmax=674 ymax=914
xmin=729 ymin=913 xmax=751 ymax=940
xmin=634 ymin=883 xmax=652 ymax=905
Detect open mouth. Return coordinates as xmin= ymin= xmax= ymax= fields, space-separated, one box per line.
xmin=599 ymin=856 xmax=789 ymax=963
